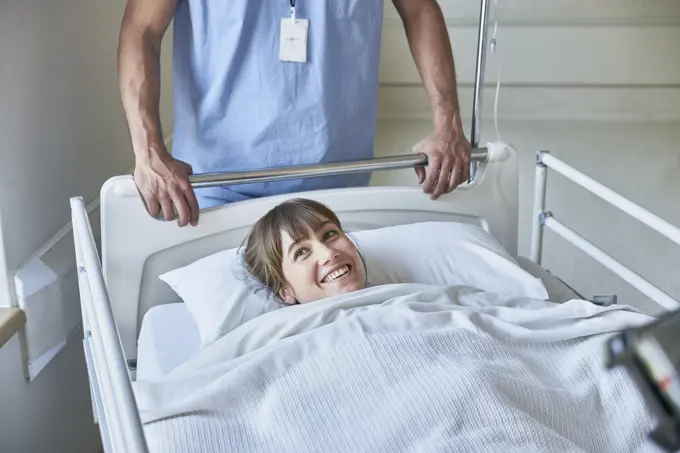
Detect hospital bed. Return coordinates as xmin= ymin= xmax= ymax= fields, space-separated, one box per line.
xmin=69 ymin=141 xmax=680 ymax=453
xmin=69 ymin=2 xmax=680 ymax=451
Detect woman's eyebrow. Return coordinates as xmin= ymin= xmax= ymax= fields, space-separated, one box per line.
xmin=286 ymin=221 xmax=335 ymax=254
xmin=287 ymin=237 xmax=305 ymax=255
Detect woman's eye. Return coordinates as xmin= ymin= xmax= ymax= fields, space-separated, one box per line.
xmin=294 ymin=247 xmax=308 ymax=260
xmin=324 ymin=230 xmax=338 ymax=240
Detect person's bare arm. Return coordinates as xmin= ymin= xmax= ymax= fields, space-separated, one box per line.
xmin=392 ymin=0 xmax=471 ymax=199
xmin=118 ymin=0 xmax=199 ymax=226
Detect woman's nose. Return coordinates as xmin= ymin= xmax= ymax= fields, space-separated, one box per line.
xmin=316 ymin=243 xmax=337 ymax=264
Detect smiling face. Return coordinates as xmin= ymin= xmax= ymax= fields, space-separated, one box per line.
xmin=279 ymin=219 xmax=366 ymax=304
xmin=241 ymin=198 xmax=367 ymax=305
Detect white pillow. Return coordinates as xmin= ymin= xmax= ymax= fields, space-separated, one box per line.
xmin=159 ymin=247 xmax=282 ymax=346
xmin=159 ymin=221 xmax=548 ymax=346
xmin=355 ymin=222 xmax=548 ymax=300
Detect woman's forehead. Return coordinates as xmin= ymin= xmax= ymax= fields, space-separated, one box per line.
xmin=280 ymin=218 xmax=335 ymax=245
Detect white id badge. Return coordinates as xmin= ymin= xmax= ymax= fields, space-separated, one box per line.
xmin=279 ymin=12 xmax=308 ymax=63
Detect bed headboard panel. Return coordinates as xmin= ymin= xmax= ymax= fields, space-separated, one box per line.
xmin=100 ymin=141 xmax=518 ymax=359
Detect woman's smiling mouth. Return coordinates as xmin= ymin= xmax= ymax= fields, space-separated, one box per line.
xmin=321 ymin=264 xmax=352 ymax=283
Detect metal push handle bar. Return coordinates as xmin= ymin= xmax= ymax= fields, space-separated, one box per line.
xmin=187 ymin=148 xmax=488 ymax=188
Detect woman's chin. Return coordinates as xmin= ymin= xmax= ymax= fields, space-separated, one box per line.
xmin=297 ymin=274 xmax=367 ymax=304
xmin=330 ymin=277 xmax=365 ymax=296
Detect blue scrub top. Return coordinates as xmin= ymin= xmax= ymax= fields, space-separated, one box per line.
xmin=171 ymin=0 xmax=385 ymax=206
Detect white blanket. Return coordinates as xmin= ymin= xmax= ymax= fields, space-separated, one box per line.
xmin=133 ymin=284 xmax=664 ymax=453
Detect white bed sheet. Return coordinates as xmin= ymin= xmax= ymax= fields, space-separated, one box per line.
xmin=135 ymin=259 xmax=581 ymax=381
xmin=135 ymin=283 xmax=659 ymax=453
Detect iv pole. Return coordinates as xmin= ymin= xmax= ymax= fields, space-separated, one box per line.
xmin=469 ymin=0 xmax=490 ymax=182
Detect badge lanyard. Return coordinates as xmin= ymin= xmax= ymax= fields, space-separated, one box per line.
xmin=279 ymin=0 xmax=308 ymax=63
xmin=289 ymin=0 xmax=296 ymax=20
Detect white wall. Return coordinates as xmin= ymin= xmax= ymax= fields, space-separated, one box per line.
xmin=375 ymin=0 xmax=680 ymax=315
xmin=378 ymin=0 xmax=680 ymax=121
xmin=0 ymin=0 xmax=173 ymax=451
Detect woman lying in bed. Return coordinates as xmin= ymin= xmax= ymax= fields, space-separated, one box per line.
xmin=242 ymin=198 xmax=368 ymax=305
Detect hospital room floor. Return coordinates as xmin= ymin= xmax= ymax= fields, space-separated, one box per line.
xmin=373 ymin=119 xmax=680 ymax=316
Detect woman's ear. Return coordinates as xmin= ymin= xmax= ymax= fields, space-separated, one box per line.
xmin=278 ymin=286 xmax=297 ymax=305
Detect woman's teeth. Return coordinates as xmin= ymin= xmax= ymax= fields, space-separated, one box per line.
xmin=323 ymin=265 xmax=350 ymax=283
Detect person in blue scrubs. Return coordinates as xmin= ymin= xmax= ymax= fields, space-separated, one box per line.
xmin=118 ymin=0 xmax=472 ymax=227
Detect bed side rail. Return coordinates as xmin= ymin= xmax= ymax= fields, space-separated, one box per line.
xmin=530 ymin=151 xmax=680 ymax=311
xmin=70 ymin=197 xmax=149 ymax=453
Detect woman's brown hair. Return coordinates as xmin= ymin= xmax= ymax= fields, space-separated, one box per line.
xmin=240 ymin=198 xmax=343 ymax=298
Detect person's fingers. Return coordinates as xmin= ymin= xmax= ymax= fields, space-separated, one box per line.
xmin=413 ymin=145 xmax=426 ymax=185
xmin=171 ymin=189 xmax=191 ymax=227
xmin=186 ymin=190 xmax=200 ymax=226
xmin=432 ymin=157 xmax=452 ymax=199
xmin=422 ymin=155 xmax=441 ymax=194
xmin=177 ymin=163 xmax=199 ymax=226
xmin=447 ymin=160 xmax=462 ymax=193
xmin=144 ymin=191 xmax=160 ymax=217
xmin=461 ymin=160 xmax=470 ymax=184
xmin=158 ymin=194 xmax=175 ymax=221
xmin=414 ymin=166 xmax=425 ymax=185
xmin=460 ymin=146 xmax=471 ymax=183
xmin=175 ymin=178 xmax=199 ymax=226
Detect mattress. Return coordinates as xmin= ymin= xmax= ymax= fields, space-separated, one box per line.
xmin=135 ymin=259 xmax=582 ymax=381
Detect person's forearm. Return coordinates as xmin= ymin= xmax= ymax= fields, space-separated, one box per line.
xmin=401 ymin=2 xmax=463 ymax=135
xmin=118 ymin=24 xmax=168 ymax=162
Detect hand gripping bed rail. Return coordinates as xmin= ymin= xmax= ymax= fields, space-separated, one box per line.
xmin=71 ymin=197 xmax=149 ymax=453
xmin=530 ymin=150 xmax=680 ymax=311
xmin=186 ymin=148 xmax=489 ymax=189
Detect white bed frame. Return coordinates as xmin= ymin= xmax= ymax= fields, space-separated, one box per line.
xmin=67 ymin=1 xmax=680 ymax=451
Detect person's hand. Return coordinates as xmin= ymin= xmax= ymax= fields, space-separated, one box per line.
xmin=412 ymin=127 xmax=471 ymax=200
xmin=134 ymin=152 xmax=199 ymax=227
